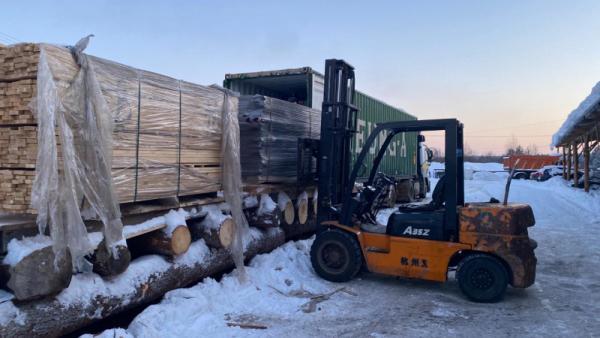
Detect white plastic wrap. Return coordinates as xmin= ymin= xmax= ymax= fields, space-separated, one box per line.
xmin=31 ymin=42 xmax=124 ymax=271
xmin=211 ymin=85 xmax=249 ymax=280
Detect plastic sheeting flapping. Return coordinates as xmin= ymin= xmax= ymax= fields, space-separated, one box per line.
xmin=27 ymin=39 xmax=230 ymax=271
xmin=31 ymin=44 xmax=124 ymax=271
xmin=211 ymin=85 xmax=249 ymax=280
xmin=238 ymin=95 xmax=321 ymax=183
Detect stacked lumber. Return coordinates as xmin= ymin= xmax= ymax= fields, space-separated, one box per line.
xmin=0 ymin=79 xmax=36 ymax=124
xmin=238 ymin=95 xmax=320 ymax=183
xmin=0 ymin=43 xmax=39 ymax=81
xmin=0 ymin=170 xmax=35 ymax=213
xmin=0 ymin=43 xmax=228 ymax=213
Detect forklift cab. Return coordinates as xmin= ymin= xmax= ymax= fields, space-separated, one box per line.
xmin=312 ymin=60 xmax=536 ymax=303
xmin=342 ymin=119 xmax=464 ymax=242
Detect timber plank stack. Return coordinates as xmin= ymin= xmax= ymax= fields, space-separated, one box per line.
xmin=239 ymin=95 xmax=320 ymax=183
xmin=0 ymin=43 xmax=228 ymax=214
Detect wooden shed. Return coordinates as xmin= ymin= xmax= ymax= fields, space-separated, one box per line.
xmin=552 ymin=83 xmax=600 ymax=192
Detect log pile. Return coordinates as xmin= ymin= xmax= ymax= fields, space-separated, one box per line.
xmin=0 ymin=236 xmax=72 ymax=301
xmin=129 ymin=225 xmax=192 ymax=257
xmin=238 ymin=95 xmax=320 ymax=183
xmin=0 ymin=228 xmax=286 ymax=338
xmin=0 ymin=43 xmax=229 ymax=213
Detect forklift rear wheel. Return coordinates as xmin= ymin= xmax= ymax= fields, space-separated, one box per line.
xmin=311 ymin=229 xmax=362 ymax=282
xmin=457 ymin=254 xmax=508 ymax=303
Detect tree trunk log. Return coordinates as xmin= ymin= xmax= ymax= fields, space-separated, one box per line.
xmin=89 ymin=240 xmax=131 ymax=277
xmin=244 ymin=206 xmax=282 ymax=229
xmin=296 ymin=192 xmax=309 ymax=225
xmin=277 ymin=192 xmax=295 ymax=225
xmin=128 ymin=225 xmax=191 ymax=257
xmin=0 ymin=229 xmax=285 ymax=338
xmin=188 ymin=217 xmax=235 ymax=249
xmin=0 ymin=247 xmax=72 ymax=302
xmin=280 ymin=218 xmax=317 ymax=240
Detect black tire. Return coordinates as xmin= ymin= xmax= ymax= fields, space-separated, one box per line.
xmin=457 ymin=254 xmax=508 ymax=303
xmin=513 ymin=172 xmax=527 ymax=180
xmin=310 ymin=229 xmax=363 ymax=282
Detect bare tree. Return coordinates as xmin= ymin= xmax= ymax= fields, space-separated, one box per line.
xmin=526 ymin=144 xmax=538 ymax=155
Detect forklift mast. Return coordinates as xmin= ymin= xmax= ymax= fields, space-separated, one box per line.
xmin=317 ymin=60 xmax=358 ymax=225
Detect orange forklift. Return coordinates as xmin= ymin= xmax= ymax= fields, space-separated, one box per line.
xmin=310 ymin=60 xmax=537 ymax=302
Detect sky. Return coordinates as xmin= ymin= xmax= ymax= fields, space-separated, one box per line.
xmin=2 ymin=0 xmax=600 ymax=155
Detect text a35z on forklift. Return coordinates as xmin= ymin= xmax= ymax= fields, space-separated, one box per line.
xmin=310 ymin=59 xmax=538 ymax=303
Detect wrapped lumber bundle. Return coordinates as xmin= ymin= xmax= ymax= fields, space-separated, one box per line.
xmin=0 ymin=43 xmax=228 ymax=213
xmin=238 ymin=95 xmax=320 ymax=183
xmin=0 ymin=39 xmax=245 ymax=273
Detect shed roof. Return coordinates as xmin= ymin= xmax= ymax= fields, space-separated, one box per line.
xmin=552 ymin=82 xmax=600 ymax=146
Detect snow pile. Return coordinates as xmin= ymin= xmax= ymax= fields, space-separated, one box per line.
xmin=464 ymin=168 xmax=474 ymax=180
xmin=55 ymin=238 xmax=212 ymax=309
xmin=472 ymin=171 xmax=504 ymax=181
xmin=429 ymin=162 xmax=504 ymax=179
xmin=2 ymin=234 xmax=53 ymax=266
xmin=552 ymin=81 xmax=600 ymax=146
xmin=0 ymin=301 xmax=26 ymax=326
xmin=200 ymin=205 xmax=231 ymax=231
xmin=80 ymin=328 xmax=133 ymax=338
xmin=277 ymin=192 xmax=291 ymax=210
xmin=258 ymin=194 xmax=277 ymax=216
xmin=122 ymin=239 xmax=348 ymax=337
xmin=465 ymin=162 xmax=503 ymax=172
xmin=243 ymin=195 xmax=259 ymax=209
xmin=163 ymin=209 xmax=189 ymax=236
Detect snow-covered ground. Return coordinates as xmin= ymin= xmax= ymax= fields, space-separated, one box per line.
xmin=86 ymin=164 xmax=600 ymax=338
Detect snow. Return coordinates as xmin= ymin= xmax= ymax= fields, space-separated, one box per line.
xmin=257 ymin=194 xmax=277 ymax=216
xmin=471 ymin=171 xmax=505 ymax=181
xmin=552 ymin=81 xmax=600 ymax=146
xmin=200 ymin=205 xmax=230 ymax=231
xmin=80 ymin=328 xmax=133 ymax=338
xmin=163 ymin=209 xmax=189 ymax=236
xmin=77 ymin=163 xmax=600 ymax=336
xmin=296 ymin=191 xmax=308 ymax=209
xmin=0 ymin=301 xmax=26 ymax=326
xmin=125 ymin=239 xmax=342 ymax=338
xmin=2 ymin=234 xmax=52 ymax=266
xmin=277 ymin=192 xmax=291 ymax=210
xmin=243 ymin=195 xmax=259 ymax=209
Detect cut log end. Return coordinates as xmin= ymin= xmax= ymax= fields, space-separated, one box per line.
xmin=90 ymin=241 xmax=131 ymax=277
xmin=170 ymin=226 xmax=192 ymax=256
xmin=129 ymin=225 xmax=192 ymax=257
xmin=283 ymin=201 xmax=295 ymax=225
xmin=218 ymin=218 xmax=235 ymax=248
xmin=2 ymin=247 xmax=72 ymax=301
xmin=297 ymin=198 xmax=308 ymax=225
xmin=188 ymin=216 xmax=235 ymax=249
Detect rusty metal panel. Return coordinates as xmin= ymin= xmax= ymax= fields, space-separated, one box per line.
xmin=459 ymin=203 xmax=537 ymax=288
xmin=459 ymin=203 xmax=535 ymax=236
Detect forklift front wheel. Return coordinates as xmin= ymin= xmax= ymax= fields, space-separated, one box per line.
xmin=457 ymin=253 xmax=508 ymax=303
xmin=310 ymin=229 xmax=363 ymax=282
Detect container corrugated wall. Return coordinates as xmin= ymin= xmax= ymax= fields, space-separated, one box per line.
xmin=352 ymin=91 xmax=417 ymax=179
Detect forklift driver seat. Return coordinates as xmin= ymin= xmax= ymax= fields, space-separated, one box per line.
xmin=397 ymin=175 xmax=447 ymax=213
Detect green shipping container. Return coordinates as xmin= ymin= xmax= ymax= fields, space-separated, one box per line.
xmin=224 ymin=67 xmax=417 ymax=179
